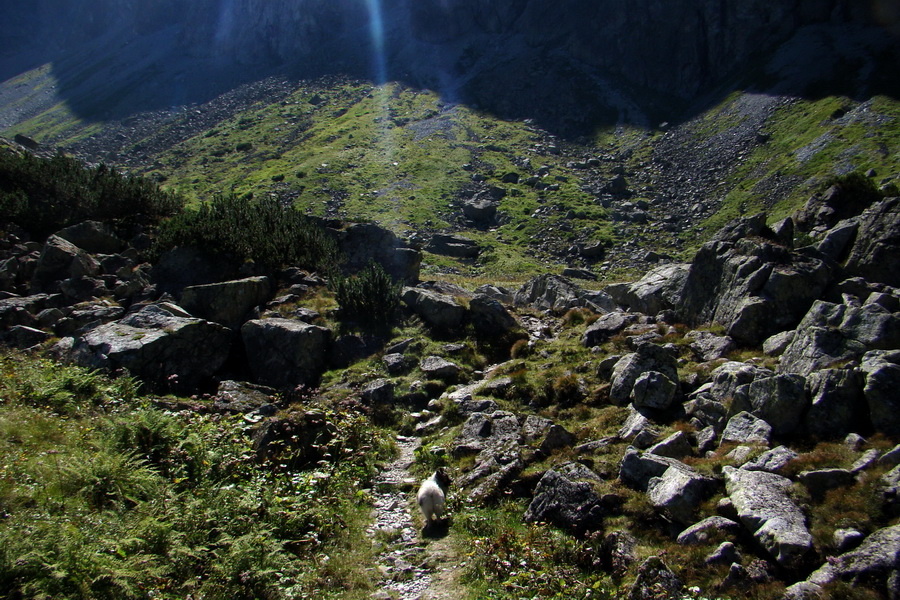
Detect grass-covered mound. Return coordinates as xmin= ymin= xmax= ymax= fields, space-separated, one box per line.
xmin=0 ymin=351 xmax=391 ymax=600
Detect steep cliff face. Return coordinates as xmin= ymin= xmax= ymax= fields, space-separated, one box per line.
xmin=2 ymin=0 xmax=898 ymax=134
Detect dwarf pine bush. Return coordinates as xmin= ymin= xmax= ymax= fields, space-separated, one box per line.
xmin=155 ymin=192 xmax=340 ymax=273
xmin=331 ymin=262 xmax=401 ymax=326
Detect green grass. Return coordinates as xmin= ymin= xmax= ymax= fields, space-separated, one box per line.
xmin=0 ymin=351 xmax=390 ymax=599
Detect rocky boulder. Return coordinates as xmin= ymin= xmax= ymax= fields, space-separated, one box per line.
xmin=842 ymin=197 xmax=900 ymax=288
xmin=730 ymin=373 xmax=807 ymax=436
xmin=647 ymin=466 xmax=717 ymax=525
xmin=604 ymin=263 xmax=689 ymax=315
xmin=723 ymin=466 xmax=813 ymax=568
xmin=241 ymin=318 xmax=331 ymax=389
xmin=807 ymin=524 xmax=900 ymax=596
xmin=583 ymin=312 xmax=639 ymax=347
xmin=779 ymin=300 xmax=900 ymax=377
xmin=676 ymin=213 xmax=832 ymax=346
xmin=452 ymin=410 xmax=521 ymax=461
xmin=627 ymin=556 xmax=682 ymax=600
xmin=609 ymin=343 xmax=679 ymax=406
xmin=56 ymin=221 xmax=124 ymax=255
xmin=861 ymin=350 xmax=900 ymax=436
xmin=180 ymin=276 xmax=272 ymax=329
xmin=30 ymin=235 xmax=100 ymax=294
xmin=802 ymin=368 xmax=867 ymax=439
xmin=524 ymin=462 xmax=606 ymax=536
xmin=401 ymin=287 xmax=466 ymax=332
xmin=426 ymin=233 xmax=480 ymax=258
xmin=152 ymin=246 xmax=244 ymax=297
xmin=61 ymin=304 xmax=231 ymax=391
xmin=514 ymin=273 xmax=616 ymax=314
xmin=468 ymin=293 xmax=519 ymax=336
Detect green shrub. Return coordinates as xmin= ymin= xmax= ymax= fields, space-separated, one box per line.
xmin=330 ymin=262 xmax=400 ymax=326
xmin=0 ymin=150 xmax=183 ymax=237
xmin=155 ymin=193 xmax=341 ymax=273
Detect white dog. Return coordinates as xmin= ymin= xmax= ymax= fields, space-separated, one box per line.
xmin=417 ymin=468 xmax=451 ymax=528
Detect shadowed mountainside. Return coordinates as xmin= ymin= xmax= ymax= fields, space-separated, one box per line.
xmin=1 ymin=0 xmax=899 ymax=137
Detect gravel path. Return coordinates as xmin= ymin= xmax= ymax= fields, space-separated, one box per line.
xmin=368 ymin=435 xmax=460 ymax=600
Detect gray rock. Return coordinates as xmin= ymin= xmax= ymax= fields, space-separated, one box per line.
xmin=808 ymin=524 xmax=900 ymax=594
xmin=30 ymin=235 xmax=100 ymax=293
xmin=619 ymin=446 xmax=698 ymax=492
xmin=452 ymin=411 xmax=520 ymax=461
xmin=524 ymin=462 xmax=606 ymax=536
xmin=514 ymin=273 xmax=616 ymax=314
xmin=708 ymin=360 xmax=772 ymax=407
xmin=151 ymin=246 xmax=242 ymax=297
xmin=582 ymin=312 xmax=638 ymax=347
xmin=383 ymin=353 xmax=409 ymax=374
xmin=361 ymin=379 xmax=394 ymax=404
xmin=56 ymin=221 xmax=124 ymax=254
xmin=631 ymin=370 xmax=678 ymax=410
xmin=468 ymin=293 xmax=518 ymax=336
xmin=627 ymin=556 xmax=682 ymax=600
xmin=604 ymin=263 xmax=689 ymax=315
xmin=684 ymin=397 xmax=729 ymax=433
xmin=802 ymin=368 xmax=866 ymax=439
xmin=180 ymin=276 xmax=272 ymax=329
xmin=797 ymin=468 xmax=855 ymax=498
xmin=721 ymin=411 xmax=772 ymax=446
xmin=520 ymin=415 xmax=575 ymax=453
xmin=763 ymin=330 xmax=796 ymax=356
xmin=706 ymin=541 xmax=742 ymax=565
xmin=782 ymin=582 xmax=824 ymax=600
xmin=779 ymin=300 xmax=900 ymax=377
xmin=647 ymin=466 xmax=716 ymax=524
xmin=212 ymin=380 xmax=277 ymax=415
xmin=815 ymin=219 xmax=859 ymax=261
xmin=881 ymin=465 xmax=900 ymax=517
xmin=473 ymin=284 xmax=513 ymax=305
xmin=420 ymin=356 xmax=462 ymax=380
xmin=64 ymin=304 xmax=232 ymax=391
xmin=732 ymin=373 xmax=807 ymax=436
xmin=677 ymin=516 xmax=741 ymax=545
xmin=618 ymin=406 xmax=658 ymax=442
xmin=741 ymin=446 xmax=799 ymax=473
xmin=687 ymin=330 xmax=736 ymax=361
xmin=676 ymin=214 xmax=832 ymax=346
xmin=0 ymin=325 xmax=50 ymax=349
xmin=426 ymin=233 xmax=480 ymax=258
xmin=401 ymin=287 xmax=466 ymax=332
xmin=834 ymin=529 xmax=866 ymax=553
xmin=880 ymin=444 xmax=900 ymax=467
xmin=861 ymin=350 xmax=900 ymax=436
xmin=462 ymin=197 xmax=499 ymax=225
xmin=843 ymin=197 xmax=900 ymax=287
xmin=610 ymin=343 xmax=679 ymax=406
xmin=647 ymin=431 xmax=693 ymax=460
xmin=724 ymin=466 xmax=813 ymax=567
xmin=241 ymin=318 xmax=330 ymax=389
xmin=851 ymin=448 xmax=882 ymax=473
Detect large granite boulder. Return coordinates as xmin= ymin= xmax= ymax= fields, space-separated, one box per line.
xmin=647 ymin=466 xmax=717 ymax=524
xmin=426 ymin=233 xmax=480 ymax=258
xmin=514 ymin=274 xmax=616 ymax=314
xmin=56 ymin=221 xmax=124 ymax=255
xmin=402 ymin=286 xmax=466 ymax=332
xmin=468 ymin=293 xmax=519 ymax=336
xmin=524 ymin=462 xmax=606 ymax=536
xmin=452 ymin=410 xmax=521 ymax=461
xmin=807 ymin=524 xmax=900 ymax=596
xmin=723 ymin=466 xmax=813 ymax=568
xmin=582 ymin=311 xmax=639 ymax=347
xmin=609 ymin=343 xmax=679 ymax=406
xmin=62 ymin=304 xmax=231 ymax=391
xmin=802 ymin=368 xmax=867 ymax=439
xmin=779 ymin=300 xmax=900 ymax=377
xmin=30 ymin=235 xmax=100 ymax=293
xmin=676 ymin=213 xmax=832 ymax=346
xmin=861 ymin=350 xmax=900 ymax=436
xmin=730 ymin=373 xmax=807 ymax=436
xmin=180 ymin=276 xmax=272 ymax=329
xmin=604 ymin=263 xmax=690 ymax=315
xmin=842 ymin=197 xmax=900 ymax=288
xmin=241 ymin=318 xmax=331 ymax=389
